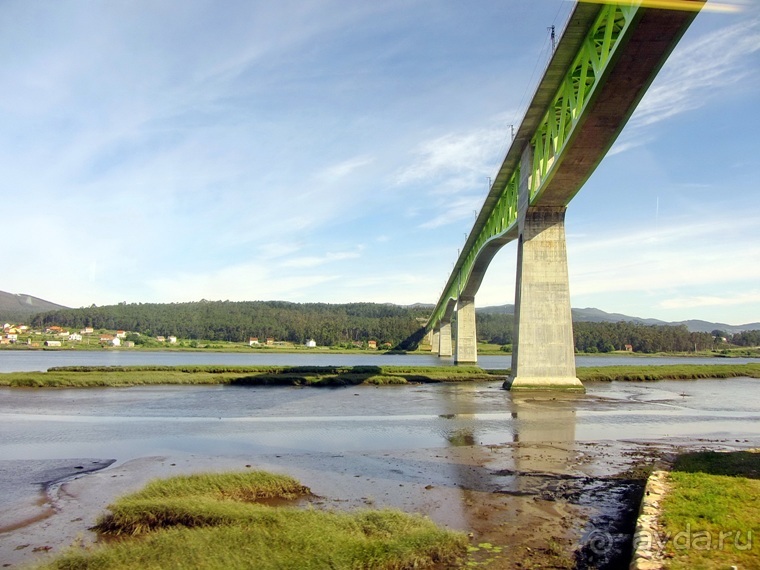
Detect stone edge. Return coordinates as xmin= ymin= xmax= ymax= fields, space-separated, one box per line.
xmin=629 ymin=456 xmax=675 ymax=570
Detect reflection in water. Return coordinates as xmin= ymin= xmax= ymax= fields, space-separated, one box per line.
xmin=1 ymin=379 xmax=759 ymax=568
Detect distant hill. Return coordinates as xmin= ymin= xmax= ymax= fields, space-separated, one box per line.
xmin=674 ymin=319 xmax=760 ymax=335
xmin=0 ymin=291 xmax=68 ymax=323
xmin=477 ymin=304 xmax=759 ymax=333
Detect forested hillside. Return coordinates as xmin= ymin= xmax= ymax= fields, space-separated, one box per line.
xmin=31 ymin=301 xmax=430 ymax=347
xmin=26 ymin=299 xmax=760 ymax=352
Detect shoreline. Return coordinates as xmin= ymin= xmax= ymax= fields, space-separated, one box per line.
xmin=1 ymin=344 xmax=758 ymax=358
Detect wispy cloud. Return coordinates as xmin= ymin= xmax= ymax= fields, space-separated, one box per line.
xmin=396 ymin=126 xmax=508 ymax=186
xmin=610 ymin=10 xmax=760 ymax=154
xmin=419 ymin=197 xmax=483 ymax=229
xmin=660 ymin=291 xmax=760 ymax=310
xmin=146 ymin=262 xmax=340 ymax=303
xmin=316 ymin=156 xmax=374 ymax=181
xmin=279 ymin=250 xmax=362 ymax=269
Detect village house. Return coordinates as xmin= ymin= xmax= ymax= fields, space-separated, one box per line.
xmin=69 ymin=333 xmax=83 ymax=342
xmin=624 ymin=344 xmax=634 ymax=352
xmin=249 ymin=337 xmax=259 ymax=346
xmin=168 ymin=336 xmax=177 ymax=344
xmin=44 ymin=340 xmax=62 ymax=347
xmin=124 ymin=341 xmax=135 ymax=348
xmin=306 ymin=339 xmax=317 ymax=348
xmin=5 ymin=333 xmax=18 ymax=342
xmin=266 ymin=337 xmax=274 ymax=346
xmin=156 ymin=336 xmax=166 ymax=342
xmin=367 ymin=340 xmax=377 ymax=350
xmin=45 ymin=326 xmax=62 ymax=334
xmin=116 ymin=330 xmax=127 ymax=339
xmin=81 ymin=327 xmax=94 ymax=334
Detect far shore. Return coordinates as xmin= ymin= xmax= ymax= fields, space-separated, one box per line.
xmin=1 ymin=342 xmax=758 ymax=359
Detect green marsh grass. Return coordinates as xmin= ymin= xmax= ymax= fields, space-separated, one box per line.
xmin=40 ymin=471 xmax=467 ymax=570
xmin=576 ymin=363 xmax=760 ymax=382
xmin=659 ymin=451 xmax=760 ymax=569
xmin=2 ymin=363 xmax=758 ymax=388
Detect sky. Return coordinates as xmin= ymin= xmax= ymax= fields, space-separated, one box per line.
xmin=2 ymin=0 xmax=759 ymax=325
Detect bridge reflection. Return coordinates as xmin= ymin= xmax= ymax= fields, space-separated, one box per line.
xmin=434 ymin=384 xmax=635 ymax=568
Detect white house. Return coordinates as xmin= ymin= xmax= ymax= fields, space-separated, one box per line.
xmin=69 ymin=333 xmax=83 ymax=342
xmin=168 ymin=336 xmax=177 ymax=344
xmin=44 ymin=340 xmax=62 ymax=347
xmin=306 ymin=339 xmax=317 ymax=348
xmin=112 ymin=337 xmax=121 ymax=347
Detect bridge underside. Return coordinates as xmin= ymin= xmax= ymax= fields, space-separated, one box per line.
xmin=426 ymin=0 xmax=704 ymax=390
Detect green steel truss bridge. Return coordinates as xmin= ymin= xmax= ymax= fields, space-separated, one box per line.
xmin=425 ymin=0 xmax=705 ymax=390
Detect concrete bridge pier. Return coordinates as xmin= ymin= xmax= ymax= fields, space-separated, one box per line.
xmin=438 ymin=322 xmax=453 ymax=357
xmin=430 ymin=329 xmax=440 ymax=355
xmin=455 ymin=296 xmax=478 ymax=364
xmin=506 ymin=207 xmax=584 ymax=391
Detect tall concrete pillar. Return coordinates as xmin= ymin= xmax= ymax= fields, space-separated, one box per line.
xmin=506 ymin=207 xmax=583 ymax=391
xmin=431 ymin=329 xmax=440 ymax=354
xmin=455 ymin=296 xmax=477 ymax=364
xmin=438 ymin=321 xmax=453 ymax=357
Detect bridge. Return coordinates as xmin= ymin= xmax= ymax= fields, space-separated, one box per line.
xmin=425 ymin=0 xmax=705 ymax=390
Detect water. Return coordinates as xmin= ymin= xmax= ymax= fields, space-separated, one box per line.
xmin=0 ymin=348 xmax=755 ymax=372
xmin=1 ymin=378 xmax=758 ymax=463
xmin=1 ymin=376 xmax=758 ymax=568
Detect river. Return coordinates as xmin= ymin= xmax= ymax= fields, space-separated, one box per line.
xmin=1 ymin=352 xmax=758 ymax=568
xmin=0 ymin=348 xmax=756 ymax=372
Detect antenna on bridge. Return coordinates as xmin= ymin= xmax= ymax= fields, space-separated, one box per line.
xmin=509 ymin=124 xmax=515 ymax=140
xmin=548 ymin=25 xmax=556 ymax=52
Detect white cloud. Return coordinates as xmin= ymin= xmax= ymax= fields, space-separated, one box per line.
xmin=146 ymin=262 xmax=340 ymax=303
xmin=316 ymin=156 xmax=374 ymax=181
xmin=610 ymin=10 xmax=760 ymax=154
xmin=660 ymin=291 xmax=760 ymax=310
xmin=279 ymin=251 xmax=362 ymax=269
xmin=396 ymin=126 xmax=508 ymax=186
xmin=418 ymin=197 xmax=483 ymax=230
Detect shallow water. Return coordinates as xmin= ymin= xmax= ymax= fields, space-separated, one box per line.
xmin=1 ymin=378 xmax=758 ymax=463
xmin=1 ymin=378 xmax=758 ymax=568
xmin=0 ymin=347 xmax=756 ymax=372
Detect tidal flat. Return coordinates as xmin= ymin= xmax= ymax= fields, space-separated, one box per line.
xmin=1 ymin=377 xmax=759 ymax=568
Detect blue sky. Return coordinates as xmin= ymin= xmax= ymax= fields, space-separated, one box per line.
xmin=2 ymin=0 xmax=759 ymax=325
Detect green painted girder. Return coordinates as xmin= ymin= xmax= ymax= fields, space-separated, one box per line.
xmin=427 ymin=2 xmax=641 ymax=330
xmin=529 ymin=3 xmax=638 ymax=200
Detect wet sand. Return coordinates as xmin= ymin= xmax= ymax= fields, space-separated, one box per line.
xmin=2 ymin=438 xmax=755 ymax=569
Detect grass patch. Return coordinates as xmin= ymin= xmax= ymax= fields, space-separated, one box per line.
xmin=0 ymin=365 xmax=493 ymax=388
xmin=2 ymin=363 xmax=758 ymax=388
xmin=39 ymin=470 xmax=466 ymax=570
xmin=659 ymin=451 xmax=759 ymax=569
xmin=576 ymin=363 xmax=760 ymax=382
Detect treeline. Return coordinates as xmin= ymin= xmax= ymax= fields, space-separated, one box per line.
xmin=474 ymin=313 xmax=759 ymax=353
xmin=31 ymin=301 xmax=429 ymax=347
xmin=28 ymin=300 xmax=760 ymax=353
xmin=573 ymin=321 xmax=714 ymax=353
